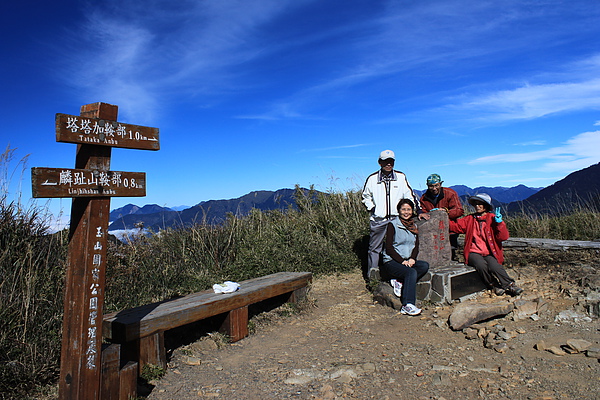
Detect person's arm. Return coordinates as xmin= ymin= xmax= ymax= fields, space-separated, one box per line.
xmin=446 ymin=190 xmax=464 ymax=220
xmin=361 ymin=179 xmax=375 ymax=211
xmin=384 ymin=223 xmax=405 ymax=263
xmin=409 ymin=235 xmax=419 ymax=261
xmin=493 ymin=218 xmax=510 ymax=241
xmin=449 ymin=216 xmax=467 ymax=234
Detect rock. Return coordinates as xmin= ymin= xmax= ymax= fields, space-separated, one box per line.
xmin=512 ymin=300 xmax=539 ymax=320
xmin=432 ymin=372 xmax=450 ymax=385
xmin=546 ymin=346 xmax=567 ymax=356
xmin=372 ymin=282 xmax=403 ymax=310
xmin=554 ymin=309 xmax=593 ymax=323
xmin=585 ymin=347 xmax=600 ymax=358
xmin=534 ymin=340 xmax=547 ymax=351
xmin=478 ymin=327 xmax=489 ymax=339
xmin=182 ymin=356 xmax=202 ymax=366
xmin=463 ymin=327 xmax=479 ymax=340
xmin=434 ymin=319 xmax=447 ymax=328
xmin=494 ymin=343 xmax=509 ymax=353
xmin=449 ymin=302 xmax=515 ymax=330
xmin=496 ymin=331 xmax=513 ymax=341
xmin=415 ymin=209 xmax=451 ymax=268
xmin=566 ymin=339 xmax=593 ymax=353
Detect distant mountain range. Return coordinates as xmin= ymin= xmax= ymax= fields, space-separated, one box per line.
xmin=108 ymin=162 xmax=600 ymax=231
xmin=414 ymin=184 xmax=542 ymax=206
xmin=108 ymin=184 xmax=542 ymax=231
xmin=109 ymin=188 xmax=302 ymax=231
xmin=507 ymin=162 xmax=600 ymax=214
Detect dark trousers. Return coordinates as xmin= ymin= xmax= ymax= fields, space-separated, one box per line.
xmin=381 ymin=260 xmax=429 ymax=305
xmin=467 ymin=253 xmax=514 ymax=289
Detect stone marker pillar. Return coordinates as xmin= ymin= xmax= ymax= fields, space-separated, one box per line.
xmin=416 ymin=209 xmax=451 ymax=268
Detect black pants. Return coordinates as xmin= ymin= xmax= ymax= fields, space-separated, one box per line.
xmin=381 ymin=260 xmax=429 ymax=305
xmin=467 ymin=253 xmax=514 ymax=289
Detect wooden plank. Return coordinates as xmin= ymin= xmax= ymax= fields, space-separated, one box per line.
xmin=103 ymin=272 xmax=312 ymax=343
xmin=100 ymin=344 xmax=120 ymax=400
xmin=56 ymin=113 xmax=160 ymax=150
xmin=31 ymin=167 xmax=145 ymax=198
xmin=503 ymin=237 xmax=600 ymax=250
xmin=458 ymin=237 xmax=600 ymax=250
xmin=119 ymin=361 xmax=138 ymax=400
xmin=220 ymin=306 xmax=249 ymax=342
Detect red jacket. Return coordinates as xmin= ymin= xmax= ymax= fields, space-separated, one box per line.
xmin=449 ymin=212 xmax=509 ymax=264
xmin=420 ymin=187 xmax=464 ymax=221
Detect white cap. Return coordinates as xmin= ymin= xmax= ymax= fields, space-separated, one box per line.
xmin=379 ymin=150 xmax=395 ymax=160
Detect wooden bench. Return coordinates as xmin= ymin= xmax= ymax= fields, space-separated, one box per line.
xmin=102 ymin=271 xmax=312 ymax=372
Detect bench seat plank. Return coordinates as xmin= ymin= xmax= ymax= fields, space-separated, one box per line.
xmin=103 ymin=271 xmax=312 ymax=343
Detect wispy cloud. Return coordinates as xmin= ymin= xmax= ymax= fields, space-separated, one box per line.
xmin=61 ymin=0 xmax=311 ymax=122
xmin=448 ymin=78 xmax=600 ymax=123
xmin=58 ymin=0 xmax=600 ymax=126
xmin=469 ymin=130 xmax=600 ymax=172
xmin=514 ymin=140 xmax=546 ymax=146
xmin=298 ymin=144 xmax=370 ymax=153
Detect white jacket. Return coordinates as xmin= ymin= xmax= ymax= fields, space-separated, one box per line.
xmin=362 ymin=170 xmax=420 ymax=220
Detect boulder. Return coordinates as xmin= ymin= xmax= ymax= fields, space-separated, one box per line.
xmin=372 ymin=282 xmax=403 ymax=310
xmin=449 ymin=302 xmax=515 ymax=330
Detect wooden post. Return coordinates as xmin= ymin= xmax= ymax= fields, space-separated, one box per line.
xmin=59 ymin=103 xmax=116 ymax=400
xmin=32 ymin=102 xmax=159 ymax=400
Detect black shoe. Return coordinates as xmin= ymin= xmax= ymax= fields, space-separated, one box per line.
xmin=493 ymin=287 xmax=506 ymax=296
xmin=506 ymin=282 xmax=523 ymax=296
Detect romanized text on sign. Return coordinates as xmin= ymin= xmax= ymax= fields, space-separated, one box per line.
xmin=55 ymin=113 xmax=160 ymax=150
xmin=31 ymin=167 xmax=146 ymax=198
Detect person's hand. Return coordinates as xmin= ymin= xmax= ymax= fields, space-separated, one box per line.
xmin=403 ymin=259 xmax=415 ymax=267
xmin=419 ymin=213 xmax=431 ymax=221
xmin=495 ymin=207 xmax=503 ymax=223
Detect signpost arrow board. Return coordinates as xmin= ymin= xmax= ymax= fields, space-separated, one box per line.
xmin=56 ymin=113 xmax=160 ymax=150
xmin=31 ymin=167 xmax=146 ymax=198
xmin=31 ymin=102 xmax=160 ymax=400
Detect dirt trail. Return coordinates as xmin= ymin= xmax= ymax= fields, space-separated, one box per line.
xmin=145 ymin=265 xmax=599 ymax=400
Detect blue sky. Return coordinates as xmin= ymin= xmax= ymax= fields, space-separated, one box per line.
xmin=2 ymin=0 xmax=600 ymax=226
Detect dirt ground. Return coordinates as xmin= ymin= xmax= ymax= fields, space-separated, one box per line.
xmin=144 ymin=255 xmax=599 ymax=400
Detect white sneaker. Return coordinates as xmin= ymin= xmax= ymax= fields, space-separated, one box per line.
xmin=400 ymin=303 xmax=422 ymax=316
xmin=390 ymin=279 xmax=403 ymax=297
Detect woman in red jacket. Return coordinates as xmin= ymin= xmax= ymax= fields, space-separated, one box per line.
xmin=449 ymin=193 xmax=523 ymax=296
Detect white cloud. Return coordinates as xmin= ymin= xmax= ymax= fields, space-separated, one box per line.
xmin=453 ymin=79 xmax=600 ymax=122
xmin=514 ymin=140 xmax=546 ymax=146
xmin=469 ymin=130 xmax=600 ymax=172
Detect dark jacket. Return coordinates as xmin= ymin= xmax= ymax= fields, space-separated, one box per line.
xmin=420 ymin=187 xmax=464 ymax=221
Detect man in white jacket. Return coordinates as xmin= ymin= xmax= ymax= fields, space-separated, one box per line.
xmin=362 ymin=150 xmax=423 ymax=281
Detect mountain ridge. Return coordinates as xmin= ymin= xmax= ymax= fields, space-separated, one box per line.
xmin=109 ymin=184 xmax=541 ymax=231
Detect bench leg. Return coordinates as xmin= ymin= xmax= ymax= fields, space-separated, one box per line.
xmin=288 ymin=286 xmax=309 ymax=303
xmin=119 ymin=361 xmax=138 ymax=400
xmin=139 ymin=331 xmax=167 ymax=371
xmin=100 ymin=344 xmax=121 ymax=400
xmin=220 ymin=306 xmax=248 ymax=342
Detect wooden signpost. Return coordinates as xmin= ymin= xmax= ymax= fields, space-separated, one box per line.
xmin=31 ymin=102 xmax=159 ymax=400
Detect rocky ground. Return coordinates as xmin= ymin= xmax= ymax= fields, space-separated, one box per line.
xmin=143 ymin=250 xmax=599 ymax=400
